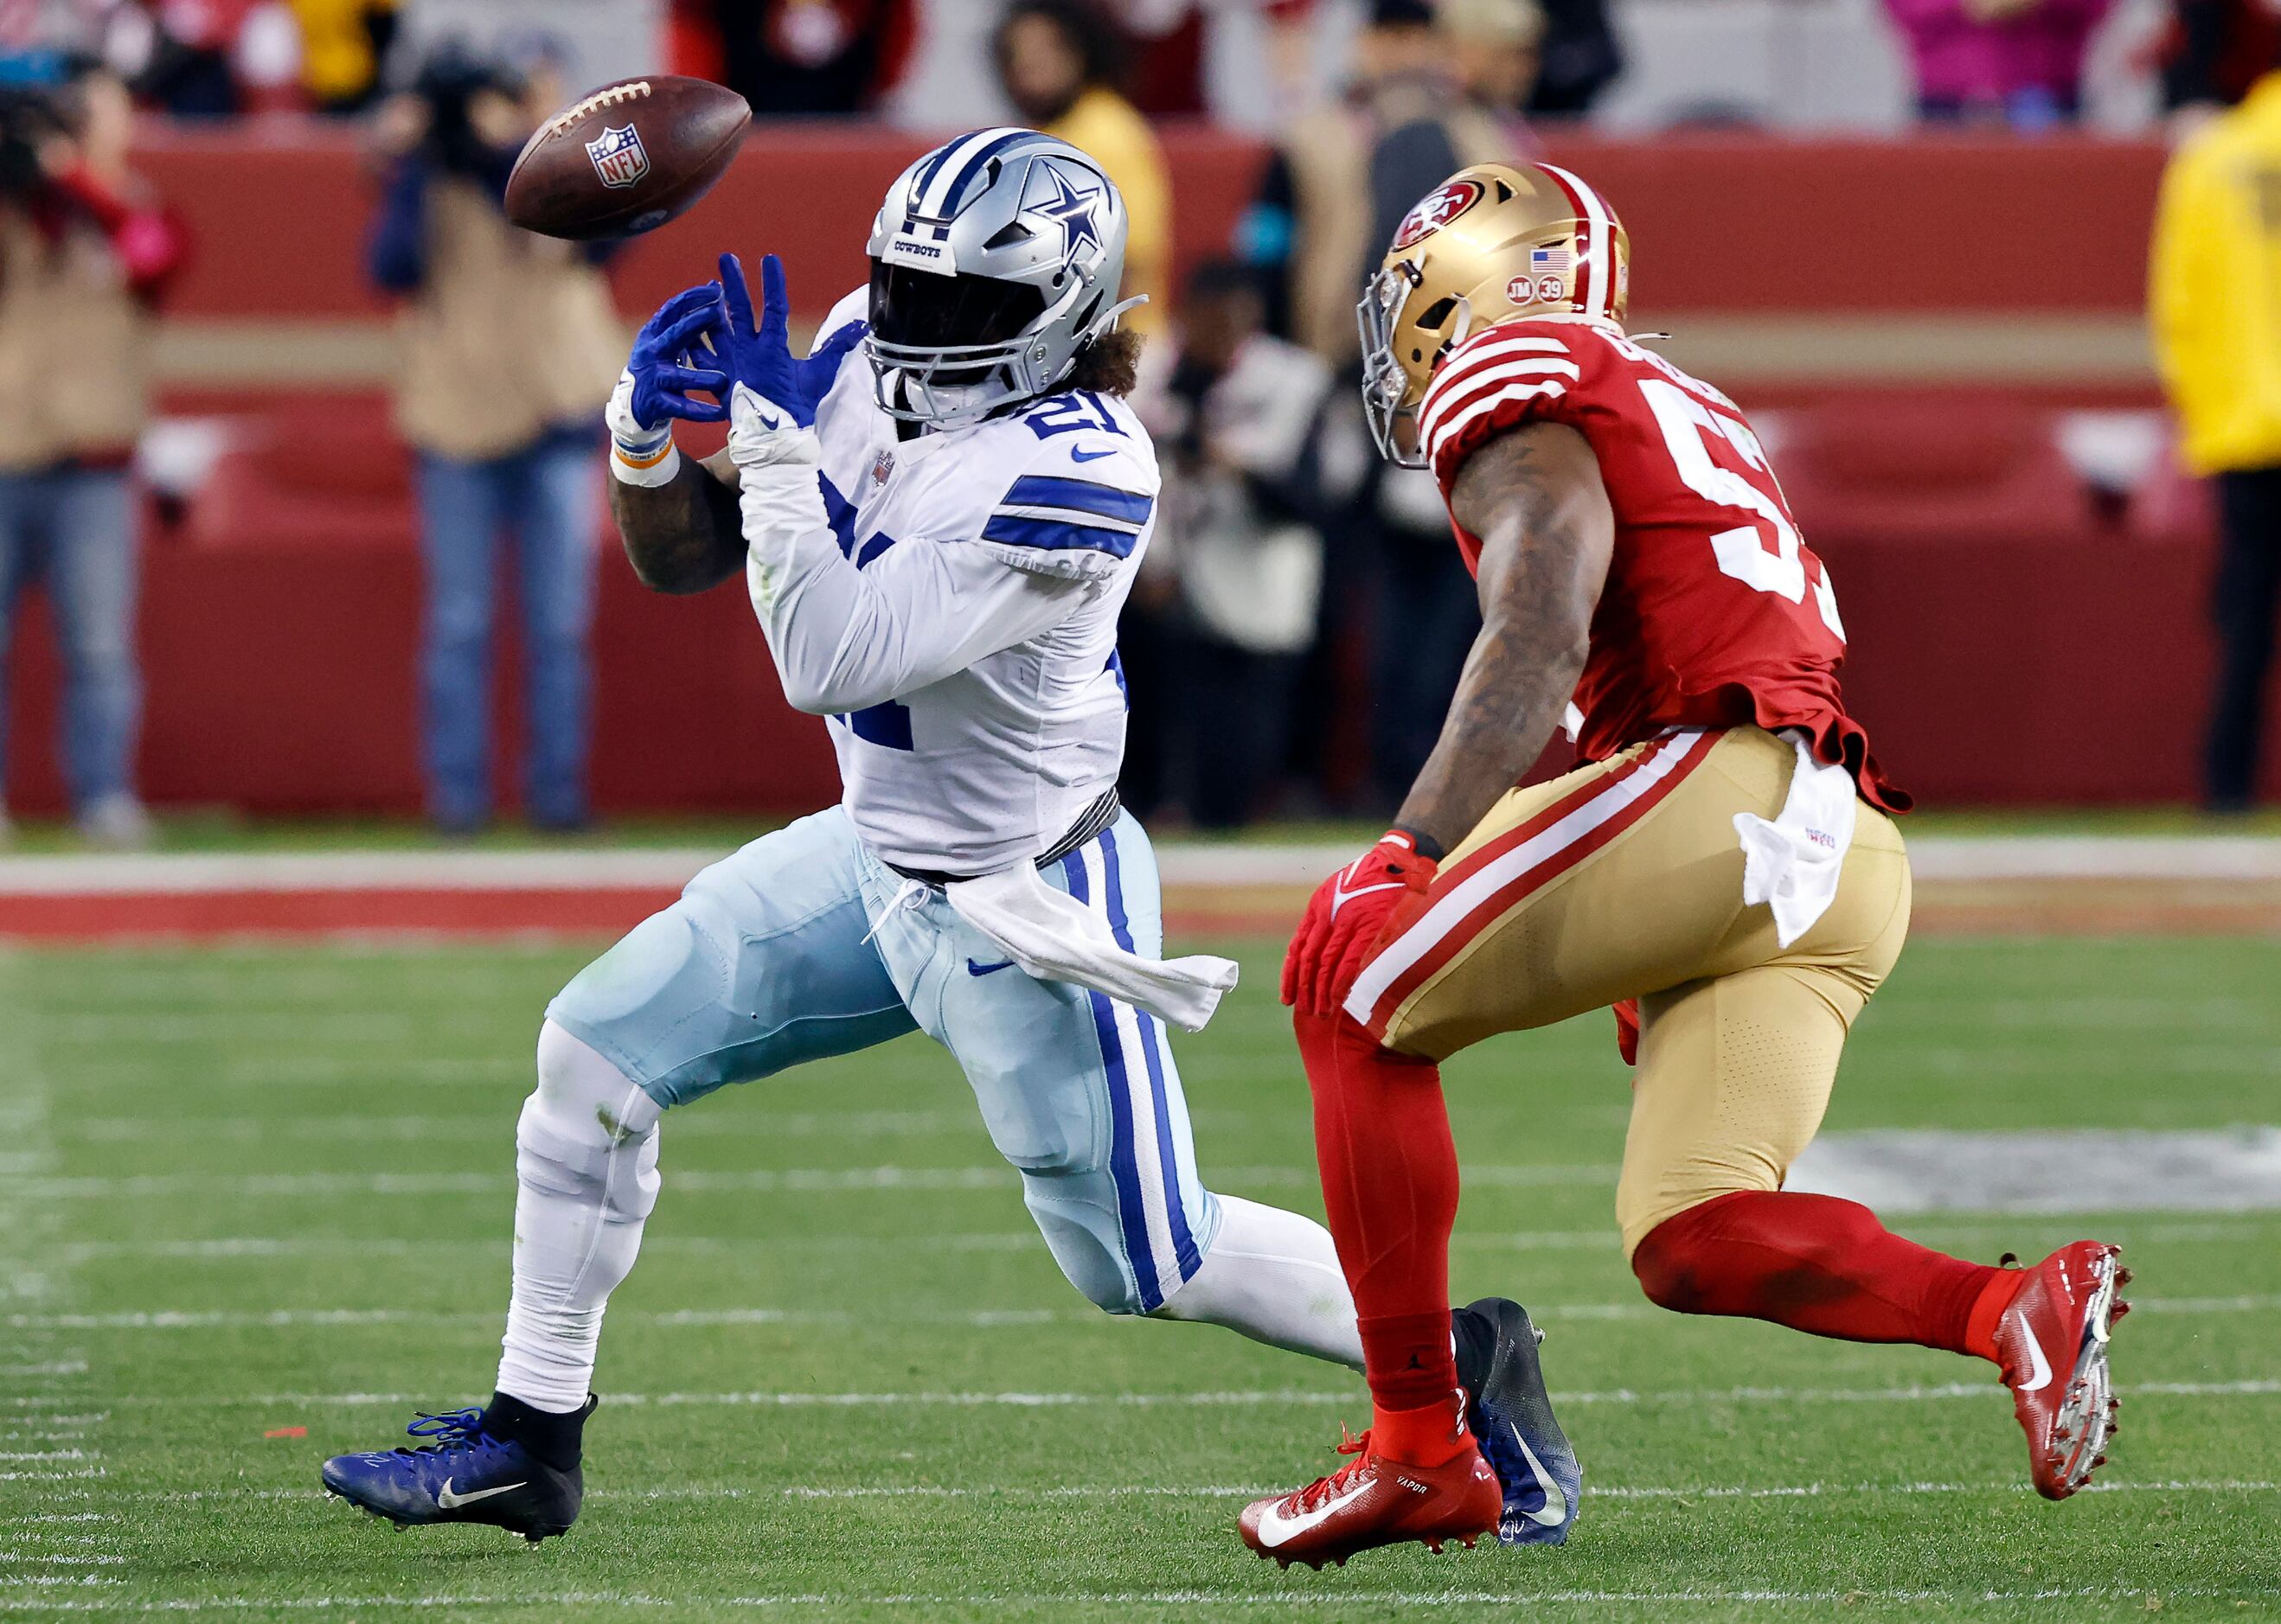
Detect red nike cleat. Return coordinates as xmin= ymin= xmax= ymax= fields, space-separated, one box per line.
xmin=1239 ymin=1427 xmax=1500 ymax=1570
xmin=1990 ymin=1241 xmax=2130 ymax=1500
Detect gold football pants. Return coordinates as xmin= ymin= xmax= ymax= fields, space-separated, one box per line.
xmin=1342 ymin=726 xmax=1912 ymax=1256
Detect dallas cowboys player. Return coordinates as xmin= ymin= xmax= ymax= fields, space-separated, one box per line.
xmin=320 ymin=130 xmax=1577 ymax=1549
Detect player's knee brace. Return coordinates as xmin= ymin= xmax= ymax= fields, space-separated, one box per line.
xmin=1018 ymin=1172 xmax=1150 ymax=1315
xmin=516 ymin=1020 xmax=663 ymax=1227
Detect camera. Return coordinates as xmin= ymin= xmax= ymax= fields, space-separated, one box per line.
xmin=0 ymin=80 xmax=70 ymax=201
xmin=409 ymin=45 xmax=526 ymax=179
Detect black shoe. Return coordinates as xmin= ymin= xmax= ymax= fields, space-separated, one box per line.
xmin=1454 ymin=1297 xmax=1581 ymax=1545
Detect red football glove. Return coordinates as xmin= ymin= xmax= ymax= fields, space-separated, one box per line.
xmin=1282 ymin=832 xmax=1440 ymax=1019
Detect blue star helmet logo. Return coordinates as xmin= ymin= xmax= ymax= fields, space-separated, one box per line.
xmin=1030 ymin=163 xmax=1105 ymax=267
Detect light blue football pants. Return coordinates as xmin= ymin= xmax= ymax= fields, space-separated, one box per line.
xmin=547 ymin=805 xmax=1216 ymax=1314
xmin=494 ymin=806 xmax=1362 ymax=1412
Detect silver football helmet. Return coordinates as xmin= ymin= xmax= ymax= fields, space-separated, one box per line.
xmin=864 ymin=128 xmax=1141 ymax=427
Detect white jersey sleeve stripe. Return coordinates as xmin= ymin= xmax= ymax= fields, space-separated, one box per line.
xmin=1425 ymin=381 xmax=1571 ymax=463
xmin=1419 ymin=358 xmax=1583 ymax=442
xmin=1448 ymin=332 xmax=1573 ymax=367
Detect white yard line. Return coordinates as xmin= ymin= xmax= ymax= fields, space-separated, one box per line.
xmin=11 ymin=1162 xmax=1618 ymax=1199
xmin=47 ymin=1216 xmax=2281 ymax=1265
xmin=1791 ymin=1127 xmax=2281 ymax=1214
xmin=147 ymin=1477 xmax=2281 ymax=1506
xmin=3 ymin=1582 xmax=2277 ymax=1613
xmin=0 ymin=834 xmax=2276 ymax=896
xmin=7 ymin=1292 xmax=2269 ymax=1335
xmin=51 ymin=1233 xmax=1050 ymax=1263
xmin=21 ymin=1378 xmax=2277 ymax=1410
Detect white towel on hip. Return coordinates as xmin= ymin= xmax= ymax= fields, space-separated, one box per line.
xmin=944 ymin=861 xmax=1240 ymax=1033
xmin=1732 ymin=729 xmax=1860 ymax=949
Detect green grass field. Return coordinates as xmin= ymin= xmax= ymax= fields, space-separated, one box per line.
xmin=4 ymin=936 xmax=2278 ymax=1621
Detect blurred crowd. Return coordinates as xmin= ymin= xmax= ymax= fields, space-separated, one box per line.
xmin=0 ymin=0 xmax=2278 ymax=841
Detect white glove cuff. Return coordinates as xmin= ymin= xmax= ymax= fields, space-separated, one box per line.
xmin=611 ymin=438 xmax=682 ymax=489
xmin=727 ymin=382 xmax=821 ymax=470
xmin=606 ymin=368 xmax=679 ymax=486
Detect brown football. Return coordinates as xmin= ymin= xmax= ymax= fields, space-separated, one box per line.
xmin=505 ymin=76 xmax=752 ymax=241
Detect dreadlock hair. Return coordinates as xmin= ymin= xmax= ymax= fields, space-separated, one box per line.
xmin=1064 ymin=327 xmax=1144 ymax=396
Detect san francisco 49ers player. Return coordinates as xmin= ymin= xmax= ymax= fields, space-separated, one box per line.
xmin=1237 ymin=163 xmax=2131 ymax=1567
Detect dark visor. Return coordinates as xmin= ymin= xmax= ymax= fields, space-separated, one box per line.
xmin=868 ymin=262 xmax=1046 ymax=351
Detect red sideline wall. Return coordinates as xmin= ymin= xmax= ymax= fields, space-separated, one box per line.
xmin=5 ymin=125 xmax=2252 ymax=815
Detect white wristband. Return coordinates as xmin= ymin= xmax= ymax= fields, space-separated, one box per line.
xmin=611 ymin=438 xmax=682 ymax=489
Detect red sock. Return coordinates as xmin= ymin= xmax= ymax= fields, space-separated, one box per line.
xmin=1632 ymin=1190 xmax=2004 ymax=1359
xmin=1295 ymin=1007 xmax=1458 ymax=1417
xmin=1372 ymin=1391 xmax=1470 ymax=1466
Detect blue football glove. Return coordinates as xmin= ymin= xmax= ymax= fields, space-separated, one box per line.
xmin=714 ymin=252 xmax=868 ymax=429
xmin=625 ymin=284 xmax=730 ymax=431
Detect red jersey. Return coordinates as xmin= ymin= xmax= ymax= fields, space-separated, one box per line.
xmin=1419 ymin=315 xmax=1906 ymax=814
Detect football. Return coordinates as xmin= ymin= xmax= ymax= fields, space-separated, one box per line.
xmin=505 ymin=75 xmax=752 ymax=241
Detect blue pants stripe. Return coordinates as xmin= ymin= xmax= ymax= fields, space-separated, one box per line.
xmin=1099 ymin=826 xmax=1203 ymax=1286
xmin=1061 ymin=849 xmax=1164 ymax=1311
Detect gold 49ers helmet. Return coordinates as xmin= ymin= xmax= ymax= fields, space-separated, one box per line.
xmin=1359 ymin=161 xmax=1631 ymax=466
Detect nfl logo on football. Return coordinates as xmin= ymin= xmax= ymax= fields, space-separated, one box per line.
xmin=586 ymin=125 xmax=650 ymax=190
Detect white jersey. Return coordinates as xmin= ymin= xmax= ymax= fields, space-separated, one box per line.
xmin=751 ymin=305 xmax=1157 ymax=876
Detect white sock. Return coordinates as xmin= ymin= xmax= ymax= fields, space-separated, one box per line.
xmin=495 ymin=1022 xmax=663 ymax=1413
xmin=1152 ymin=1193 xmax=1364 ymax=1370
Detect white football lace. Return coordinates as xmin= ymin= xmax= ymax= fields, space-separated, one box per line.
xmin=549 ymin=82 xmax=654 ymax=137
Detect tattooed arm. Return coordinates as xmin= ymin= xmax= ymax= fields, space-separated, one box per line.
xmin=1392 ymin=422 xmax=1614 ymax=856
xmin=611 ymin=446 xmax=747 ymax=595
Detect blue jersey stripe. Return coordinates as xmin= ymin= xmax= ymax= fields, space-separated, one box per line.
xmin=1102 ymin=825 xmax=1202 ymax=1286
xmin=1061 ymin=849 xmax=1163 ymax=1311
xmin=980 ymin=515 xmax=1139 ymax=559
xmin=1003 ymin=476 xmax=1154 ymax=525
xmin=840 ymin=702 xmax=913 ymax=750
xmin=819 ymin=473 xmax=857 ymax=559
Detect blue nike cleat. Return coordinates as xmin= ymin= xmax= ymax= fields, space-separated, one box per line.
xmin=320 ymin=1399 xmax=591 ymax=1544
xmin=1455 ymin=1296 xmax=1582 ymax=1545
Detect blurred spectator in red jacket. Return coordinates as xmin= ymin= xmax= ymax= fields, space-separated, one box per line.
xmin=1099 ymin=0 xmax=1313 ymax=119
xmin=1881 ymin=0 xmax=2117 ymax=126
xmin=705 ymin=0 xmax=915 ymax=115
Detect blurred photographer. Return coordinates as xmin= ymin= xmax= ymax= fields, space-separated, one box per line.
xmin=0 ymin=59 xmax=189 ymax=847
xmin=367 ymin=43 xmax=625 ymax=834
xmin=1133 ymin=261 xmax=1330 ymax=827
